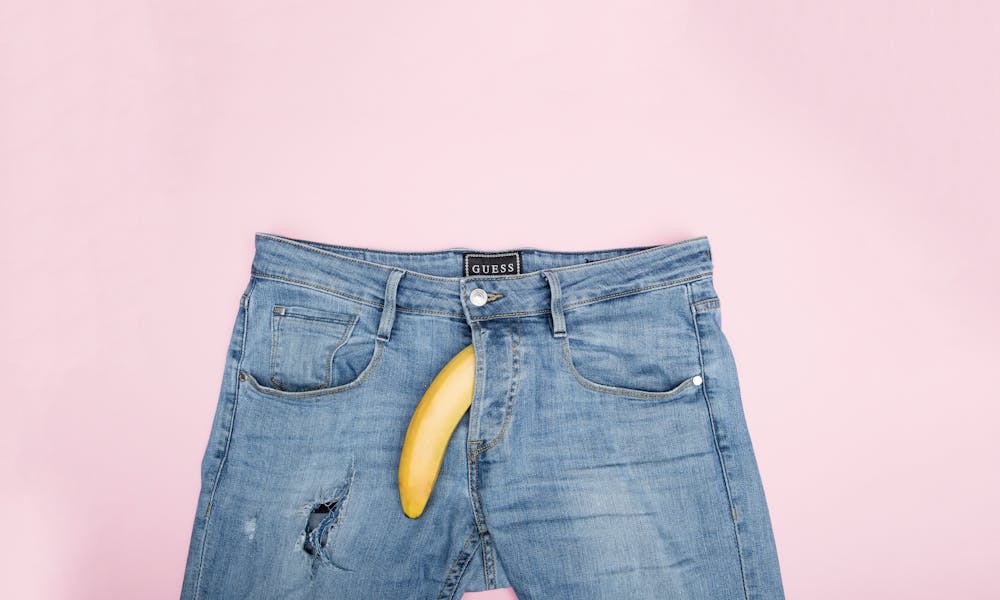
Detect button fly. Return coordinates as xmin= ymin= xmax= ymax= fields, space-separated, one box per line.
xmin=469 ymin=288 xmax=488 ymax=306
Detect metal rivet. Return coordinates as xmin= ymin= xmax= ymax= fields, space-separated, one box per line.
xmin=469 ymin=288 xmax=488 ymax=307
xmin=693 ymin=375 xmax=703 ymax=386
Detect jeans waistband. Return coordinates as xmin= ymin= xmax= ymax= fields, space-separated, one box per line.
xmin=250 ymin=232 xmax=715 ymax=321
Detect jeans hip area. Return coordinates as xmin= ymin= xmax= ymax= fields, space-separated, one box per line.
xmin=179 ymin=232 xmax=786 ymax=600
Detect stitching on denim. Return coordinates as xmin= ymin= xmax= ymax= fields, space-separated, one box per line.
xmin=323 ymin=314 xmax=359 ymax=389
xmin=559 ymin=335 xmax=701 ymax=400
xmin=466 ymin=272 xmax=715 ymax=322
xmin=469 ymin=321 xmax=484 ymax=443
xmin=473 ymin=317 xmax=521 ymax=456
xmin=269 ymin=308 xmax=283 ymax=388
xmin=269 ymin=310 xmax=360 ymax=391
xmin=256 ymin=232 xmax=710 ymax=281
xmin=193 ymin=276 xmax=256 ymax=599
xmin=687 ymin=282 xmax=750 ymax=600
xmin=447 ymin=534 xmax=477 ymax=600
xmin=251 ymin=272 xmax=384 ymax=308
xmin=251 ymin=272 xmax=466 ymax=318
xmin=691 ymin=296 xmax=720 ymax=307
xmin=465 ymin=392 xmax=495 ymax=589
xmin=277 ymin=305 xmax=358 ymax=324
xmin=237 ymin=339 xmax=385 ymax=403
xmin=466 ymin=442 xmax=486 ymax=574
xmin=439 ymin=530 xmax=478 ymax=600
xmin=482 ymin=531 xmax=495 ymax=589
xmin=252 ymin=270 xmax=715 ymax=322
xmin=692 ymin=297 xmax=721 ymax=314
xmin=536 ymin=237 xmax=708 ymax=274
xmin=560 ymin=271 xmax=713 ymax=310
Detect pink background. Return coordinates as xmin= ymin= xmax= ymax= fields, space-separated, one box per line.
xmin=2 ymin=2 xmax=998 ymax=598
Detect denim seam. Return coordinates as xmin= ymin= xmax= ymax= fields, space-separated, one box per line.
xmin=448 ymin=538 xmax=476 ymax=600
xmin=192 ymin=276 xmax=256 ymax=599
xmin=268 ymin=309 xmax=282 ymax=388
xmin=481 ymin=531 xmax=495 ymax=590
xmin=687 ymin=282 xmax=750 ymax=600
xmin=466 ymin=271 xmax=714 ymax=321
xmin=236 ymin=340 xmax=385 ymax=403
xmin=268 ymin=310 xmax=360 ymax=391
xmin=251 ymin=272 xmax=464 ymax=318
xmin=466 ymin=435 xmax=495 ymax=588
xmin=467 ymin=322 xmax=497 ymax=588
xmin=252 ymin=270 xmax=714 ymax=320
xmin=692 ymin=297 xmax=721 ymax=313
xmin=561 ymin=271 xmax=713 ymax=310
xmin=323 ymin=314 xmax=359 ymax=389
xmin=256 ymin=232 xmax=709 ymax=280
xmin=439 ymin=530 xmax=478 ymax=600
xmin=472 ymin=317 xmax=521 ymax=456
xmin=465 ymin=274 xmax=710 ymax=322
xmin=559 ymin=336 xmax=702 ymax=400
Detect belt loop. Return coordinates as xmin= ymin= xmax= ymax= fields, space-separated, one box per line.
xmin=377 ymin=269 xmax=405 ymax=343
xmin=541 ymin=270 xmax=567 ymax=338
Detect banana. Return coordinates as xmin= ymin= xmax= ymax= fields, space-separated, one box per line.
xmin=398 ymin=343 xmax=476 ymax=519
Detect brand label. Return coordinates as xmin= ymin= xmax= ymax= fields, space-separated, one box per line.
xmin=463 ymin=251 xmax=522 ymax=277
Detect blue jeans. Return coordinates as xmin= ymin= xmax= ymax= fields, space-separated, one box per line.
xmin=180 ymin=233 xmax=785 ymax=599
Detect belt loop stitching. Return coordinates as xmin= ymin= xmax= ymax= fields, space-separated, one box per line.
xmin=542 ymin=270 xmax=567 ymax=338
xmin=377 ymin=269 xmax=405 ymax=342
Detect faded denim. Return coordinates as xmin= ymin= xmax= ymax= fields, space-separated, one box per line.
xmin=179 ymin=232 xmax=785 ymax=599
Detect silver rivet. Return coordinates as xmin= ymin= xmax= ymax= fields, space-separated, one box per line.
xmin=469 ymin=288 xmax=488 ymax=306
xmin=693 ymin=375 xmax=703 ymax=386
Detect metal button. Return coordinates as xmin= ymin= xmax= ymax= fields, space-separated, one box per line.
xmin=469 ymin=288 xmax=488 ymax=306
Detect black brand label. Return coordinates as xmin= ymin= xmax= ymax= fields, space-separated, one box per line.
xmin=463 ymin=251 xmax=522 ymax=277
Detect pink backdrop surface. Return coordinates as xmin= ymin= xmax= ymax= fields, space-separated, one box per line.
xmin=2 ymin=2 xmax=998 ymax=599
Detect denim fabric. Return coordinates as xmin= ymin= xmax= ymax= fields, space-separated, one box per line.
xmin=179 ymin=232 xmax=785 ymax=600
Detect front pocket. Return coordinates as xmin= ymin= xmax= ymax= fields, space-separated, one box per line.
xmin=237 ymin=345 xmax=385 ymax=402
xmin=558 ymin=283 xmax=705 ymax=400
xmin=560 ymin=336 xmax=704 ymax=400
xmin=269 ymin=305 xmax=361 ymax=392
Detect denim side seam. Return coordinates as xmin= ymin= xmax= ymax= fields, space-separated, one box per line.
xmin=686 ymin=281 xmax=751 ymax=600
xmin=192 ymin=276 xmax=256 ymax=600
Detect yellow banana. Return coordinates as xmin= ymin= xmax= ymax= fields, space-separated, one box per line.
xmin=398 ymin=343 xmax=476 ymax=519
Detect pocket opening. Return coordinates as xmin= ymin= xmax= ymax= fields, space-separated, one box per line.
xmin=559 ymin=336 xmax=704 ymax=400
xmin=237 ymin=336 xmax=385 ymax=402
xmin=556 ymin=283 xmax=704 ymax=400
xmin=269 ymin=304 xmax=361 ymax=392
